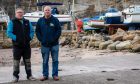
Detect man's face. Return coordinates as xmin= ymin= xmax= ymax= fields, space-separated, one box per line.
xmin=44 ymin=7 xmax=51 ymax=17
xmin=15 ymin=9 xmax=24 ymax=19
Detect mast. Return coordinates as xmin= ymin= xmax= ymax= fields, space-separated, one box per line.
xmin=68 ymin=0 xmax=71 ymax=14
xmin=37 ymin=0 xmax=39 ymax=11
xmin=124 ymin=0 xmax=126 ymax=8
xmin=97 ymin=0 xmax=102 ymax=15
xmin=72 ymin=0 xmax=75 ymax=13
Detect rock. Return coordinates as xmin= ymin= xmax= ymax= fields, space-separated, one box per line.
xmin=135 ymin=30 xmax=140 ymax=35
xmin=102 ymin=35 xmax=110 ymax=41
xmin=94 ymin=41 xmax=103 ymax=48
xmin=99 ymin=40 xmax=113 ymax=50
xmin=131 ymin=34 xmax=140 ymax=45
xmin=74 ymin=43 xmax=81 ymax=48
xmin=133 ymin=34 xmax=140 ymax=41
xmin=123 ymin=34 xmax=135 ymax=41
xmin=82 ymin=36 xmax=91 ymax=41
xmin=116 ymin=28 xmax=127 ymax=36
xmin=88 ymin=41 xmax=95 ymax=48
xmin=82 ymin=42 xmax=88 ymax=49
xmin=132 ymin=44 xmax=140 ymax=52
xmin=72 ymin=34 xmax=77 ymax=41
xmin=60 ymin=37 xmax=66 ymax=45
xmin=30 ymin=37 xmax=40 ymax=47
xmin=110 ymin=28 xmax=127 ymax=41
xmin=77 ymin=39 xmax=83 ymax=44
xmin=111 ymin=35 xmax=123 ymax=41
xmin=116 ymin=40 xmax=132 ymax=50
xmin=92 ymin=34 xmax=103 ymax=41
xmin=72 ymin=40 xmax=77 ymax=46
xmin=60 ymin=36 xmax=72 ymax=46
xmin=107 ymin=41 xmax=121 ymax=50
xmin=130 ymin=35 xmax=140 ymax=51
xmin=81 ymin=40 xmax=89 ymax=49
xmin=131 ymin=40 xmax=140 ymax=47
xmin=1 ymin=39 xmax=12 ymax=48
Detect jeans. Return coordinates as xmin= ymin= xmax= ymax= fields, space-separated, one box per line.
xmin=41 ymin=44 xmax=59 ymax=77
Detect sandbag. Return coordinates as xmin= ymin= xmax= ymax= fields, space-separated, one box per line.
xmin=99 ymin=40 xmax=113 ymax=50
xmin=116 ymin=40 xmax=131 ymax=50
xmin=107 ymin=41 xmax=121 ymax=50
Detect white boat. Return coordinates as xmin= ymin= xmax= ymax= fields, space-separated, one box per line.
xmin=23 ymin=1 xmax=72 ymax=26
xmin=0 ymin=7 xmax=10 ymax=25
xmin=123 ymin=5 xmax=140 ymax=23
xmin=24 ymin=11 xmax=72 ymax=25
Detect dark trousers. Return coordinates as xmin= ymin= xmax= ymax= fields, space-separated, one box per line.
xmin=13 ymin=46 xmax=32 ymax=79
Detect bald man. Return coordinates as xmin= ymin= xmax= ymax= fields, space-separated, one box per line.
xmin=36 ymin=6 xmax=61 ymax=81
xmin=7 ymin=8 xmax=35 ymax=82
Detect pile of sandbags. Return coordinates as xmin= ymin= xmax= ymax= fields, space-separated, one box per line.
xmin=59 ymin=29 xmax=140 ymax=52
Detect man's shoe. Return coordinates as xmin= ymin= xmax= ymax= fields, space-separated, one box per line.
xmin=12 ymin=76 xmax=19 ymax=83
xmin=53 ymin=76 xmax=59 ymax=81
xmin=40 ymin=76 xmax=48 ymax=81
xmin=28 ymin=76 xmax=36 ymax=81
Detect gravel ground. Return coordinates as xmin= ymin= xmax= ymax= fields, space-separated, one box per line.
xmin=0 ymin=47 xmax=140 ymax=84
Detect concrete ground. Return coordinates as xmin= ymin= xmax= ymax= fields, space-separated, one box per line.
xmin=0 ymin=48 xmax=140 ymax=84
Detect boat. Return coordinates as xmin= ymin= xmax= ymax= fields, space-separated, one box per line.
xmin=123 ymin=5 xmax=140 ymax=24
xmin=87 ymin=15 xmax=105 ymax=28
xmin=105 ymin=6 xmax=123 ymax=24
xmin=23 ymin=1 xmax=72 ymax=26
xmin=0 ymin=7 xmax=10 ymax=25
xmin=24 ymin=11 xmax=72 ymax=26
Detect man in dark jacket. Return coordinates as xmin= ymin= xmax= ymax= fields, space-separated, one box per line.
xmin=7 ymin=8 xmax=35 ymax=82
xmin=36 ymin=6 xmax=61 ymax=81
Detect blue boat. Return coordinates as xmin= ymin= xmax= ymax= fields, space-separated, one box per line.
xmin=105 ymin=6 xmax=123 ymax=24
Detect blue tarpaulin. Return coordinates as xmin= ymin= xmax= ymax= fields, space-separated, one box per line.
xmin=107 ymin=7 xmax=118 ymax=13
xmin=82 ymin=18 xmax=91 ymax=22
xmin=37 ymin=2 xmax=63 ymax=6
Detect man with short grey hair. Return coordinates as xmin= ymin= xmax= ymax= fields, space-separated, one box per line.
xmin=7 ymin=8 xmax=35 ymax=82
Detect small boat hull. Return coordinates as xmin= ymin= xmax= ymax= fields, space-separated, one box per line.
xmin=124 ymin=15 xmax=140 ymax=23
xmin=0 ymin=8 xmax=10 ymax=25
xmin=87 ymin=20 xmax=105 ymax=28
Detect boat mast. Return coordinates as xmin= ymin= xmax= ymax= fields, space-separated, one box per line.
xmin=124 ymin=0 xmax=126 ymax=8
xmin=72 ymin=0 xmax=75 ymax=13
xmin=97 ymin=0 xmax=102 ymax=15
xmin=68 ymin=0 xmax=71 ymax=14
xmin=71 ymin=0 xmax=77 ymax=30
xmin=15 ymin=0 xmax=20 ymax=10
xmin=37 ymin=0 xmax=39 ymax=11
xmin=28 ymin=0 xmax=32 ymax=12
